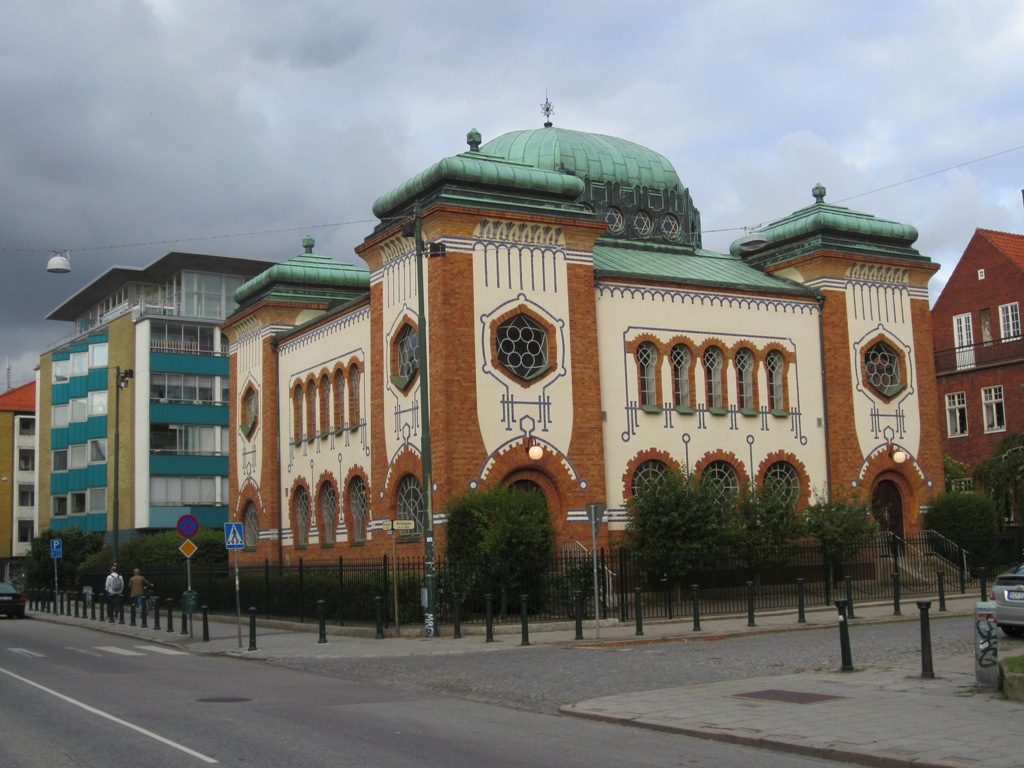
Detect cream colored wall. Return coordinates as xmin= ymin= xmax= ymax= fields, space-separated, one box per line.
xmin=595 ymin=282 xmax=827 ymax=530
xmin=277 ymin=310 xmax=370 ymax=547
xmin=132 ymin=326 xmax=151 ymax=529
xmin=233 ymin=318 xmax=267 ymax=533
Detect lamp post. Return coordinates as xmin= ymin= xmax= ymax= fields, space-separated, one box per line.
xmin=112 ymin=366 xmax=133 ymax=563
xmin=413 ymin=201 xmax=437 ymax=637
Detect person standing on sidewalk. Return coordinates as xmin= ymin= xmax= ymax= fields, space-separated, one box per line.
xmin=105 ymin=565 xmax=124 ymax=623
xmin=128 ymin=568 xmax=154 ymax=617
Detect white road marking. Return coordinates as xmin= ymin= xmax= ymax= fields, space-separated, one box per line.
xmin=8 ymin=648 xmax=44 ymax=657
xmin=136 ymin=645 xmax=187 ymax=655
xmin=0 ymin=665 xmax=218 ymax=763
xmin=68 ymin=647 xmax=104 ymax=657
xmin=95 ymin=646 xmax=147 ymax=656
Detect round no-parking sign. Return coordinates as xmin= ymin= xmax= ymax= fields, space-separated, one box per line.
xmin=177 ymin=514 xmax=199 ymax=538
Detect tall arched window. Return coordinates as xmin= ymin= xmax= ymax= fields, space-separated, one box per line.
xmin=397 ymin=475 xmax=423 ymax=533
xmin=766 ymin=350 xmax=785 ymax=411
xmin=319 ymin=482 xmax=337 ymax=546
xmin=319 ymin=375 xmax=331 ymax=435
xmin=671 ymin=344 xmax=691 ymax=409
xmin=294 ymin=486 xmax=310 ymax=547
xmin=349 ymin=476 xmax=367 ymax=544
xmin=305 ymin=383 xmax=316 ymax=440
xmin=292 ymin=383 xmax=304 ymax=442
xmin=763 ymin=461 xmax=800 ymax=505
xmin=334 ymin=370 xmax=346 ymax=432
xmin=350 ymin=365 xmax=361 ymax=427
xmin=736 ymin=348 xmax=754 ymax=410
xmin=637 ymin=342 xmax=658 ymax=407
xmin=704 ymin=346 xmax=723 ymax=409
xmin=703 ymin=460 xmax=739 ymax=502
xmin=243 ymin=501 xmax=259 ymax=550
xmin=631 ymin=459 xmax=668 ymax=498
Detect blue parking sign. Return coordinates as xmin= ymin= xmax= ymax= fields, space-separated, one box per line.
xmin=50 ymin=539 xmax=63 ymax=559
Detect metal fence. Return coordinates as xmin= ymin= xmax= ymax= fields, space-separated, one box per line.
xmin=73 ymin=530 xmax=1002 ymax=629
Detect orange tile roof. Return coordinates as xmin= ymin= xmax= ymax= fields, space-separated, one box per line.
xmin=0 ymin=381 xmax=35 ymax=413
xmin=978 ymin=229 xmax=1024 ymax=271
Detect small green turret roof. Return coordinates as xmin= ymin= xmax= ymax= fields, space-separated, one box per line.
xmin=234 ymin=236 xmax=369 ymax=306
xmin=732 ymin=184 xmax=924 ymax=267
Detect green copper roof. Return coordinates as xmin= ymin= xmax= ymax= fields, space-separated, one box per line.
xmin=371 ymin=140 xmax=585 ymax=218
xmin=595 ymin=243 xmax=814 ymax=296
xmin=731 ymin=184 xmax=923 ymax=265
xmin=480 ymin=127 xmax=683 ymax=191
xmin=234 ymin=236 xmax=369 ymax=305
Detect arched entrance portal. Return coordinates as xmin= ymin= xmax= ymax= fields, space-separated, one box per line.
xmin=871 ymin=479 xmax=905 ymax=539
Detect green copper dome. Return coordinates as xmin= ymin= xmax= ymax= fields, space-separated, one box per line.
xmin=234 ymin=236 xmax=369 ymax=305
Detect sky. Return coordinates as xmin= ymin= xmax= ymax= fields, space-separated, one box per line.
xmin=2 ymin=0 xmax=1023 ymax=389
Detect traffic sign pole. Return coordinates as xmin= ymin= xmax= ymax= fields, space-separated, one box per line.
xmin=224 ymin=523 xmax=246 ymax=649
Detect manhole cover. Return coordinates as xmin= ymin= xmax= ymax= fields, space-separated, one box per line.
xmin=732 ymin=689 xmax=845 ymax=705
xmin=195 ymin=697 xmax=252 ymax=704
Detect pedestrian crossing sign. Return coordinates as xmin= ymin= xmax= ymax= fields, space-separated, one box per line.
xmin=224 ymin=522 xmax=245 ymax=550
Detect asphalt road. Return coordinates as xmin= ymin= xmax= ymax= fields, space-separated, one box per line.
xmin=0 ymin=619 xmax=861 ymax=768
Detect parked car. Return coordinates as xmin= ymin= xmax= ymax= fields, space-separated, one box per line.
xmin=991 ymin=564 xmax=1024 ymax=637
xmin=0 ymin=582 xmax=26 ymax=618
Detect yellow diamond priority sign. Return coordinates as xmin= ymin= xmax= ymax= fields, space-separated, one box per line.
xmin=179 ymin=539 xmax=198 ymax=559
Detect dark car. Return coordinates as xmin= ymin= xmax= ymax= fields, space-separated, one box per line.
xmin=0 ymin=582 xmax=26 ymax=618
xmin=991 ymin=564 xmax=1024 ymax=637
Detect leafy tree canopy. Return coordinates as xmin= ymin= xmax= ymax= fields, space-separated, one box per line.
xmin=81 ymin=529 xmax=230 ymax=572
xmin=801 ymin=487 xmax=878 ymax=564
xmin=973 ymin=433 xmax=1024 ymax=521
xmin=925 ymin=491 xmax=1001 ymax=572
xmin=23 ymin=527 xmax=104 ymax=589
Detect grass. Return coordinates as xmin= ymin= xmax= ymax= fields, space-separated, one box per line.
xmin=1004 ymin=654 xmax=1024 ymax=675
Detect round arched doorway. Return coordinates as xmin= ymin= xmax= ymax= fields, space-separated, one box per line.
xmin=872 ymin=479 xmax=905 ymax=539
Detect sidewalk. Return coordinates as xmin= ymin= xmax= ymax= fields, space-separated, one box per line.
xmin=28 ymin=593 xmax=1022 ymax=768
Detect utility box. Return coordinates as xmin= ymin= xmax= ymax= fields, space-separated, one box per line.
xmin=975 ymin=601 xmax=998 ymax=687
xmin=181 ymin=590 xmax=199 ymax=616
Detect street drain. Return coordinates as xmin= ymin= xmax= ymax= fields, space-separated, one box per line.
xmin=195 ymin=697 xmax=252 ymax=704
xmin=732 ymin=689 xmax=845 ymax=705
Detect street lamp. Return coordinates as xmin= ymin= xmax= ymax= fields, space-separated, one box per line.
xmin=112 ymin=367 xmax=133 ymax=563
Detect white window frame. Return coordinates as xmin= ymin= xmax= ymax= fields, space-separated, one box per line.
xmin=88 ymin=390 xmax=108 ymax=416
xmin=953 ymin=313 xmax=975 ymax=369
xmin=89 ymin=343 xmax=108 ymax=368
xmin=52 ymin=404 xmax=68 ymax=429
xmin=88 ymin=488 xmax=106 ymax=513
xmin=945 ymin=392 xmax=968 ymax=437
xmin=999 ymin=302 xmax=1021 ymax=341
xmin=69 ymin=444 xmax=87 ymax=469
xmin=983 ymin=385 xmax=1006 ymax=433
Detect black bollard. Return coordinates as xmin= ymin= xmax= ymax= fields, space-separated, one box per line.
xmin=90 ymin=593 xmax=97 ymax=621
xmin=746 ymin=581 xmax=756 ymax=627
xmin=59 ymin=591 xmax=64 ymax=616
xmin=797 ymin=578 xmax=806 ymax=623
xmin=917 ymin=600 xmax=934 ymax=678
xmin=634 ymin=587 xmax=644 ymax=637
xmin=453 ymin=592 xmax=462 ymax=640
xmin=317 ymin=600 xmax=327 ymax=644
xmin=140 ymin=597 xmax=148 ymax=629
xmin=845 ymin=575 xmax=855 ymax=619
xmin=130 ymin=601 xmax=137 ymax=627
xmin=118 ymin=596 xmax=126 ymax=625
xmin=574 ymin=591 xmax=583 ymax=640
xmin=201 ymin=606 xmax=209 ymax=642
xmin=692 ymin=584 xmax=702 ymax=631
xmin=892 ymin=573 xmax=901 ymax=616
xmin=835 ymin=599 xmax=854 ymax=672
xmin=485 ymin=594 xmax=494 ymax=643
xmin=99 ymin=594 xmax=106 ymax=622
xmin=248 ymin=607 xmax=257 ymax=651
xmin=520 ymin=594 xmax=530 ymax=646
xmin=74 ymin=593 xmax=80 ymax=619
xmin=180 ymin=606 xmax=188 ymax=636
xmin=937 ymin=570 xmax=947 ymax=612
xmin=980 ymin=567 xmax=988 ymax=602
xmin=166 ymin=599 xmax=174 ymax=633
xmin=374 ymin=596 xmax=384 ymax=640
xmin=153 ymin=597 xmax=161 ymax=631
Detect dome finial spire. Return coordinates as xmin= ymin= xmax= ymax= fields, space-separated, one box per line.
xmin=541 ymin=93 xmax=554 ymax=128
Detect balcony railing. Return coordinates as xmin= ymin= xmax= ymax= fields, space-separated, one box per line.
xmin=935 ymin=336 xmax=1024 ymax=375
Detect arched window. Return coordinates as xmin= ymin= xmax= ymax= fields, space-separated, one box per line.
xmin=349 ymin=476 xmax=367 ymax=544
xmin=292 ymin=383 xmax=303 ymax=442
xmin=631 ymin=459 xmax=668 ymax=498
xmin=319 ymin=375 xmax=331 ymax=435
xmin=703 ymin=460 xmax=739 ymax=502
xmin=293 ymin=486 xmax=310 ymax=548
xmin=704 ymin=346 xmax=723 ymax=409
xmin=397 ymin=475 xmax=424 ymax=534
xmin=305 ymin=382 xmax=316 ymax=440
xmin=350 ymin=365 xmax=361 ymax=427
xmin=243 ymin=501 xmax=259 ymax=550
xmin=671 ymin=344 xmax=691 ymax=409
xmin=334 ymin=370 xmax=346 ymax=431
xmin=736 ymin=348 xmax=754 ymax=410
xmin=637 ymin=342 xmax=658 ymax=407
xmin=766 ymin=350 xmax=785 ymax=411
xmin=763 ymin=461 xmax=800 ymax=505
xmin=319 ymin=482 xmax=337 ymax=546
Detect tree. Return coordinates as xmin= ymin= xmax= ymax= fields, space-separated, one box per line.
xmin=802 ymin=488 xmax=878 ymax=573
xmin=80 ymin=529 xmax=230 ymax=571
xmin=444 ymin=484 xmax=555 ymax=617
xmin=973 ymin=433 xmax=1024 ymax=523
xmin=924 ymin=491 xmax=1001 ymax=573
xmin=733 ymin=482 xmax=805 ymax=551
xmin=23 ymin=527 xmax=104 ymax=590
xmin=943 ymin=453 xmax=971 ymax=492
xmin=625 ymin=467 xmax=735 ymax=582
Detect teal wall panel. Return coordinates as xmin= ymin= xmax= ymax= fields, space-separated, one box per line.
xmin=51 ymin=429 xmax=69 ymax=450
xmin=150 ymin=352 xmax=229 ymax=376
xmin=86 ymin=464 xmax=107 ymax=486
xmin=87 ymin=415 xmax=108 ymax=439
xmin=50 ymin=473 xmax=68 ymax=494
xmin=150 ymin=506 xmax=228 ymax=529
xmin=150 ymin=454 xmax=228 ymax=475
xmin=149 ymin=402 xmax=228 ymax=426
xmin=66 ymin=468 xmax=88 ymax=491
xmin=51 ymin=382 xmax=69 ymax=404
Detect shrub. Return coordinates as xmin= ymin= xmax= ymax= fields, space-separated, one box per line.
xmin=925 ymin=491 xmax=1001 ymax=573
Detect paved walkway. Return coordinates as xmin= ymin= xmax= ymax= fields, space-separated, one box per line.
xmin=27 ymin=593 xmax=1022 ymax=768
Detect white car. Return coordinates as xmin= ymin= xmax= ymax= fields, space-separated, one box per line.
xmin=991 ymin=564 xmax=1024 ymax=637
